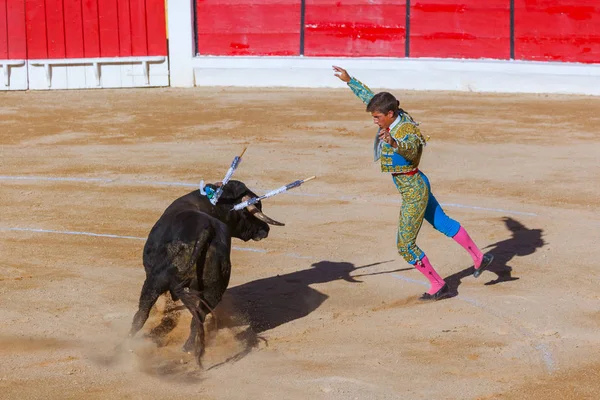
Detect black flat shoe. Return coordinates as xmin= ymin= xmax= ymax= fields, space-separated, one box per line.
xmin=473 ymin=253 xmax=494 ymax=278
xmin=419 ymin=284 xmax=450 ymax=301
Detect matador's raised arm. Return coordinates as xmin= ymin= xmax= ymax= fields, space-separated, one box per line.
xmin=347 ymin=77 xmax=375 ymax=105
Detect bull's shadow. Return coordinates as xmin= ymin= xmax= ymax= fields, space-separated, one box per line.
xmin=224 ymin=259 xmax=406 ymax=333
xmin=445 ymin=217 xmax=545 ymax=296
xmin=146 ymin=259 xmax=404 ymax=370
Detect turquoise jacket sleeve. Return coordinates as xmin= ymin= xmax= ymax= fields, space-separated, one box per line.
xmin=347 ymin=77 xmax=375 ymax=105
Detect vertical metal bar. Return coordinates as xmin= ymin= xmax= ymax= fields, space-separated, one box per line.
xmin=510 ymin=0 xmax=515 ymax=59
xmin=193 ymin=0 xmax=199 ymax=55
xmin=405 ymin=0 xmax=411 ymax=57
xmin=299 ymin=0 xmax=306 ymax=55
xmin=2 ymin=64 xmax=9 ymax=86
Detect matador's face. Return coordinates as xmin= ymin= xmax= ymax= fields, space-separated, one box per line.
xmin=371 ymin=110 xmax=395 ymax=130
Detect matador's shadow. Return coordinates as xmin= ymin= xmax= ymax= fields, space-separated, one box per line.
xmin=224 ymin=259 xmax=407 ymax=333
xmin=445 ymin=217 xmax=545 ymax=296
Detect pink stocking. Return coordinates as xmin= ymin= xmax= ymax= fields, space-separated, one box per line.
xmin=453 ymin=226 xmax=484 ymax=268
xmin=416 ymin=256 xmax=446 ymax=295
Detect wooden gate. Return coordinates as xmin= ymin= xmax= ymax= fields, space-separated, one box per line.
xmin=0 ymin=0 xmax=168 ymax=90
xmin=0 ymin=0 xmax=27 ymax=90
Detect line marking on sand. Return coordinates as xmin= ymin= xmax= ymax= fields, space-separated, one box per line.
xmin=390 ymin=273 xmax=555 ymax=373
xmin=460 ymin=295 xmax=556 ymax=373
xmin=391 ymin=273 xmax=428 ymax=286
xmin=1 ymin=227 xmax=267 ymax=253
xmin=0 ymin=175 xmax=538 ymax=217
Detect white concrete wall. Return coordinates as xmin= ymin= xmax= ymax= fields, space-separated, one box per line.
xmin=189 ymin=56 xmax=600 ymax=96
xmin=167 ymin=0 xmax=600 ymax=96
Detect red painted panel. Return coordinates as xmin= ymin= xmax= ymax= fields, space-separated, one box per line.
xmin=196 ymin=1 xmax=301 ymax=56
xmin=116 ymin=0 xmax=132 ymax=56
xmin=64 ymin=0 xmax=85 ymax=58
xmin=130 ymin=0 xmax=148 ymax=56
xmin=45 ymin=0 xmax=66 ymax=58
xmin=97 ymin=0 xmax=120 ymax=57
xmin=25 ymin=0 xmax=48 ymax=59
xmin=515 ymin=0 xmax=600 ymax=63
xmin=410 ymin=0 xmax=510 ymax=59
xmin=304 ymin=1 xmax=406 ymax=57
xmin=82 ymin=0 xmax=101 ymax=57
xmin=7 ymin=0 xmax=27 ymax=59
xmin=145 ymin=0 xmax=167 ymax=56
xmin=0 ymin=0 xmax=9 ymax=59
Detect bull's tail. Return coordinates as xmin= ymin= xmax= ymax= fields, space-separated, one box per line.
xmin=171 ymin=282 xmax=212 ymax=325
xmin=171 ymin=281 xmax=206 ymax=364
xmin=169 ymin=228 xmax=218 ymax=327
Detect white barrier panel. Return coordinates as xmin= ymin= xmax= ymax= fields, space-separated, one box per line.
xmin=0 ymin=60 xmax=28 ymax=91
xmin=189 ymin=56 xmax=600 ymax=96
xmin=167 ymin=0 xmax=195 ymax=87
xmin=27 ymin=57 xmax=169 ymax=90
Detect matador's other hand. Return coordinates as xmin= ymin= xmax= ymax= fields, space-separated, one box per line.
xmin=379 ymin=129 xmax=396 ymax=147
xmin=378 ymin=128 xmax=390 ymax=141
xmin=332 ymin=65 xmax=351 ymax=83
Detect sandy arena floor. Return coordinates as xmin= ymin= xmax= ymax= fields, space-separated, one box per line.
xmin=1 ymin=86 xmax=599 ymax=399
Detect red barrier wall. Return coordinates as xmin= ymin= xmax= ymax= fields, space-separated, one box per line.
xmin=410 ymin=0 xmax=510 ymax=59
xmin=515 ymin=0 xmax=600 ymax=63
xmin=193 ymin=0 xmax=599 ymax=64
xmin=3 ymin=0 xmax=599 ymax=64
xmin=196 ymin=0 xmax=301 ymax=56
xmin=0 ymin=0 xmax=27 ymax=59
xmin=2 ymin=0 xmax=166 ymax=60
xmin=304 ymin=0 xmax=406 ymax=57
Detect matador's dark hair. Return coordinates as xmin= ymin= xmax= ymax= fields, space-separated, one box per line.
xmin=366 ymin=92 xmax=409 ymax=118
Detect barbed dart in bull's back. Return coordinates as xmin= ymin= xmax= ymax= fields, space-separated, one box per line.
xmin=211 ymin=147 xmax=247 ymax=205
xmin=232 ymin=176 xmax=317 ymax=211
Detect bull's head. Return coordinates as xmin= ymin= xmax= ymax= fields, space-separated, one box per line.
xmin=205 ymin=180 xmax=283 ymax=242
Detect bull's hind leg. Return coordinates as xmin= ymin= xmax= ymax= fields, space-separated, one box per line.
xmin=149 ymin=293 xmax=182 ymax=344
xmin=129 ymin=275 xmax=169 ymax=337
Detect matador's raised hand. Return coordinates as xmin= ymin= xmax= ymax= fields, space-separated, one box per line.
xmin=332 ymin=65 xmax=351 ymax=83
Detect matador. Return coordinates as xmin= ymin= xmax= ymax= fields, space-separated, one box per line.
xmin=333 ymin=66 xmax=493 ymax=300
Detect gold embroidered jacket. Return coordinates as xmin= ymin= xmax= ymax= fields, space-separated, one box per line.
xmin=347 ymin=77 xmax=428 ymax=173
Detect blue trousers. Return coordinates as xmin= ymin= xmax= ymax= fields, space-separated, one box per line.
xmin=420 ymin=172 xmax=461 ymax=238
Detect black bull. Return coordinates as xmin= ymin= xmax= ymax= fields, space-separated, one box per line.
xmin=128 ymin=180 xmax=283 ymax=364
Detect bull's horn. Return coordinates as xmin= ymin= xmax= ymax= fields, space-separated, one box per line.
xmin=242 ymin=196 xmax=284 ymax=226
xmin=248 ymin=204 xmax=285 ymax=226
